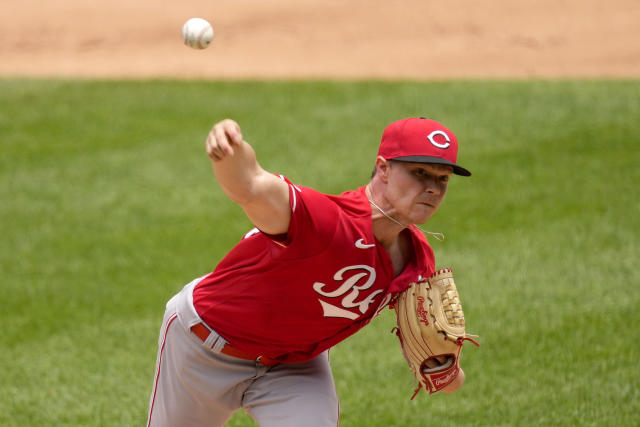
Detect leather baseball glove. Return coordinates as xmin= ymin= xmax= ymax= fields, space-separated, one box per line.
xmin=393 ymin=268 xmax=478 ymax=398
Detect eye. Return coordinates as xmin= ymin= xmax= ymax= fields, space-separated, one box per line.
xmin=440 ymin=175 xmax=450 ymax=183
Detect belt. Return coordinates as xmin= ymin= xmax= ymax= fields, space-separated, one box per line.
xmin=190 ymin=322 xmax=280 ymax=367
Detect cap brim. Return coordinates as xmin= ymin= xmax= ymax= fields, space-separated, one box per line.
xmin=391 ymin=156 xmax=472 ymax=177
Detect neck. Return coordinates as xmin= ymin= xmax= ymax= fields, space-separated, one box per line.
xmin=365 ymin=184 xmax=405 ymax=247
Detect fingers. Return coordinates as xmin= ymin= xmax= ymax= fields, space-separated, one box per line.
xmin=435 ymin=356 xmax=448 ymax=365
xmin=424 ymin=358 xmax=435 ymax=369
xmin=206 ymin=119 xmax=244 ymax=161
xmin=423 ymin=355 xmax=451 ymax=369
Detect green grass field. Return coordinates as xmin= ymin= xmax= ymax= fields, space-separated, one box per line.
xmin=1 ymin=79 xmax=638 ymax=426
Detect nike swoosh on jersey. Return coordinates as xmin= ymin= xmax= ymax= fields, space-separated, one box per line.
xmin=355 ymin=238 xmax=376 ymax=249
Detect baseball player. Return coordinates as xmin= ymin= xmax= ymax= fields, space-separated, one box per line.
xmin=147 ymin=117 xmax=472 ymax=426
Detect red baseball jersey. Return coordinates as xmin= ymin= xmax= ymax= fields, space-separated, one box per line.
xmin=192 ymin=178 xmax=436 ymax=363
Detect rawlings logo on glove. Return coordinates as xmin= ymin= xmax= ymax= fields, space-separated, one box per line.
xmin=393 ymin=268 xmax=479 ymax=398
xmin=416 ymin=297 xmax=430 ymax=325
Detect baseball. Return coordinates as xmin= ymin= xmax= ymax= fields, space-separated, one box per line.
xmin=181 ymin=18 xmax=214 ymax=50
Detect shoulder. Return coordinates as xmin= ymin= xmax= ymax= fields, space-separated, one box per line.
xmin=288 ymin=181 xmax=368 ymax=217
xmin=325 ymin=186 xmax=371 ymax=216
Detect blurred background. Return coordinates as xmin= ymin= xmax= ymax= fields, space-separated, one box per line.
xmin=1 ymin=0 xmax=639 ymax=79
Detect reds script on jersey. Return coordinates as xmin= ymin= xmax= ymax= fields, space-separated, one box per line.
xmin=193 ymin=177 xmax=436 ymax=363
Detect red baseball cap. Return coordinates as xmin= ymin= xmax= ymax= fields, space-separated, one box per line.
xmin=378 ymin=117 xmax=471 ymax=176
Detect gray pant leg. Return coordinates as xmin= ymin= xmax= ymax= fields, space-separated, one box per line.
xmin=148 ymin=279 xmax=339 ymax=427
xmin=147 ymin=293 xmax=261 ymax=427
xmin=243 ymin=351 xmax=339 ymax=427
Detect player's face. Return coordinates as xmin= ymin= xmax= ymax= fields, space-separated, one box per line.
xmin=386 ymin=161 xmax=453 ymax=224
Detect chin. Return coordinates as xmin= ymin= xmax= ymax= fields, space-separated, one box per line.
xmin=408 ymin=215 xmax=433 ymax=226
xmin=409 ymin=208 xmax=436 ymax=224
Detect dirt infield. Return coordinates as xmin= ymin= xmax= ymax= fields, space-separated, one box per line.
xmin=1 ymin=0 xmax=639 ymax=79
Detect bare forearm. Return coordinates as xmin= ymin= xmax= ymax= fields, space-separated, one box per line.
xmin=211 ymin=139 xmax=264 ymax=205
xmin=204 ymin=119 xmax=290 ymax=234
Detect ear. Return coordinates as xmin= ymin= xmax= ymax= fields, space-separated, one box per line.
xmin=374 ymin=156 xmax=392 ymax=183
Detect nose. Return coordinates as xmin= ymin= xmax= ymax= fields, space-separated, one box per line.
xmin=424 ymin=179 xmax=442 ymax=195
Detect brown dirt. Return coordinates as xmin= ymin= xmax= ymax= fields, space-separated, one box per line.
xmin=1 ymin=0 xmax=639 ymax=79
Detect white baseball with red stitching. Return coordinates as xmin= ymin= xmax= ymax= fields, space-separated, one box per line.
xmin=182 ymin=18 xmax=214 ymax=50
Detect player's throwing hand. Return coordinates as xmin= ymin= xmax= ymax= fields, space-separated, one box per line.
xmin=206 ymin=119 xmax=243 ymax=161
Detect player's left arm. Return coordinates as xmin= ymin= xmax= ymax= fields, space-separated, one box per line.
xmin=441 ymin=368 xmax=465 ymax=394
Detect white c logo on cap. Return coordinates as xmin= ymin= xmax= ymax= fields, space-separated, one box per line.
xmin=427 ymin=130 xmax=450 ymax=149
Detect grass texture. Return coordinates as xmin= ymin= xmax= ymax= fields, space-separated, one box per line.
xmin=1 ymin=79 xmax=638 ymax=426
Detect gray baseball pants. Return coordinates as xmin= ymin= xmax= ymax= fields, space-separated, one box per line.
xmin=147 ymin=278 xmax=340 ymax=427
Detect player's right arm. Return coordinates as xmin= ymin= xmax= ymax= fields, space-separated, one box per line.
xmin=205 ymin=119 xmax=291 ymax=235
